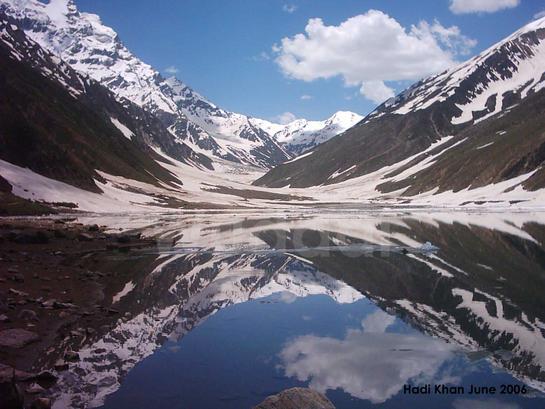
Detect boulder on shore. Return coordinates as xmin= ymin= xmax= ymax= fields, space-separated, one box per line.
xmin=0 ymin=329 xmax=39 ymax=349
xmin=253 ymin=387 xmax=335 ymax=409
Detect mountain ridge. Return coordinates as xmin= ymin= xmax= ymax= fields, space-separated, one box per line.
xmin=1 ymin=0 xmax=361 ymax=169
xmin=255 ymin=15 xmax=545 ymax=201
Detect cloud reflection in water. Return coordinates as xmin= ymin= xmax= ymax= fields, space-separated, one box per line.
xmin=279 ymin=317 xmax=456 ymax=403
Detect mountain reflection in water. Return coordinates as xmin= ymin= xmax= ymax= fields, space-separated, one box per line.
xmin=43 ymin=211 xmax=545 ymax=408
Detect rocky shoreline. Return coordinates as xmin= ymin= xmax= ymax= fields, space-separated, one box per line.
xmin=0 ymin=218 xmax=156 ymax=409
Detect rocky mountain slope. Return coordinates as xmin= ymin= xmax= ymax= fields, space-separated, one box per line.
xmin=255 ymin=16 xmax=545 ymax=198
xmin=0 ymin=0 xmax=286 ymax=168
xmin=0 ymin=0 xmax=359 ymax=170
xmin=0 ymin=13 xmax=210 ymax=198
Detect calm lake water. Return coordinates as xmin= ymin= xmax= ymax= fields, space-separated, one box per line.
xmin=48 ymin=211 xmax=545 ymax=409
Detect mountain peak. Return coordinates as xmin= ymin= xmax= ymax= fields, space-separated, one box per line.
xmin=367 ymin=13 xmax=545 ymax=125
xmin=327 ymin=111 xmax=363 ymax=126
xmin=2 ymin=0 xmax=359 ymax=169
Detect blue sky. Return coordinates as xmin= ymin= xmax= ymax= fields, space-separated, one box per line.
xmin=77 ymin=0 xmax=544 ymax=122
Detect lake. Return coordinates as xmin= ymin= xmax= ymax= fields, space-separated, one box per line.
xmin=43 ymin=210 xmax=545 ymax=408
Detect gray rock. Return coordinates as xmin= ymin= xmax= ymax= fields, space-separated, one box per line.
xmin=77 ymin=233 xmax=94 ymax=242
xmin=30 ymin=398 xmax=52 ymax=409
xmin=54 ymin=360 xmax=69 ymax=371
xmin=17 ymin=309 xmax=38 ymax=322
xmin=253 ymin=388 xmax=336 ymax=409
xmin=26 ymin=382 xmax=45 ymax=394
xmin=0 ymin=328 xmax=40 ymax=348
xmin=41 ymin=299 xmax=56 ymax=309
xmin=8 ymin=289 xmax=28 ymax=297
xmin=64 ymin=351 xmax=79 ymax=362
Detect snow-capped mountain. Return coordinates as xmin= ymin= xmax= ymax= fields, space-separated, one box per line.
xmin=0 ymin=0 xmax=360 ymax=170
xmin=0 ymin=11 xmax=217 ymax=199
xmin=0 ymin=0 xmax=292 ymax=168
xmin=264 ymin=111 xmax=363 ymax=156
xmin=377 ymin=16 xmax=545 ymax=124
xmin=256 ymin=15 xmax=545 ymax=201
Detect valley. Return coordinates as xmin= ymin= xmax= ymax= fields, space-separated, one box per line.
xmin=0 ymin=1 xmax=544 ymax=212
xmin=1 ymin=1 xmax=545 ymax=409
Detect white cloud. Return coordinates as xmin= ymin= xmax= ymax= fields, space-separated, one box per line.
xmin=300 ymin=94 xmax=312 ymax=100
xmin=534 ymin=10 xmax=545 ymax=20
xmin=416 ymin=20 xmax=476 ymax=56
xmin=449 ymin=0 xmax=520 ymax=14
xmin=282 ymin=4 xmax=297 ymax=13
xmin=361 ymin=309 xmax=396 ymax=333
xmin=164 ymin=66 xmax=179 ymax=75
xmin=251 ymin=51 xmax=271 ymax=62
xmin=273 ymin=10 xmax=476 ymax=104
xmin=360 ymin=81 xmax=395 ymax=104
xmin=273 ymin=112 xmax=298 ymax=124
xmin=279 ymin=291 xmax=298 ymax=303
xmin=279 ymin=329 xmax=455 ymax=403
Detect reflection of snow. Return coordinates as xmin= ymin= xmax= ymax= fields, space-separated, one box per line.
xmin=279 ymin=325 xmax=455 ymax=403
xmin=112 ymin=281 xmax=135 ymax=304
xmin=453 ymin=288 xmax=545 ymax=367
xmin=50 ymin=254 xmax=363 ymax=408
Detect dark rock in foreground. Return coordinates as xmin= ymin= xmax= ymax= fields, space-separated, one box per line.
xmin=0 ymin=329 xmax=39 ymax=349
xmin=253 ymin=388 xmax=335 ymax=409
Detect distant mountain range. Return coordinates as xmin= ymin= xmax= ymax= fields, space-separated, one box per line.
xmin=0 ymin=0 xmax=361 ymax=170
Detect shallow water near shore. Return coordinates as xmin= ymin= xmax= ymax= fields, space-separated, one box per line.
xmin=4 ymin=210 xmax=545 ymax=409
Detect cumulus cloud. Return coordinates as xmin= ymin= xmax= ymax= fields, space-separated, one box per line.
xmin=449 ymin=0 xmax=520 ymax=15
xmin=300 ymin=94 xmax=312 ymax=100
xmin=251 ymin=51 xmax=271 ymax=62
xmin=279 ymin=291 xmax=298 ymax=303
xmin=164 ymin=66 xmax=179 ymax=75
xmin=282 ymin=4 xmax=297 ymax=13
xmin=360 ymin=81 xmax=396 ymax=104
xmin=279 ymin=329 xmax=455 ymax=403
xmin=273 ymin=112 xmax=298 ymax=124
xmin=361 ymin=309 xmax=396 ymax=333
xmin=273 ymin=10 xmax=476 ymax=104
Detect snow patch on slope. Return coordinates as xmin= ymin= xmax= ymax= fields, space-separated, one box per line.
xmin=110 ymin=117 xmax=134 ymax=140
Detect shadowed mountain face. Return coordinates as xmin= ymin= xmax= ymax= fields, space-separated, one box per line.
xmin=0 ymin=0 xmax=287 ymax=169
xmin=0 ymin=12 xmax=213 ymax=194
xmin=255 ymin=19 xmax=545 ymax=193
xmin=7 ymin=211 xmax=544 ymax=409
